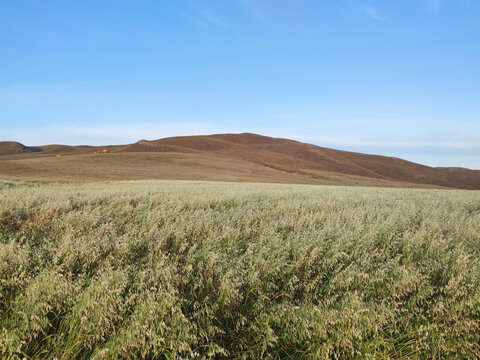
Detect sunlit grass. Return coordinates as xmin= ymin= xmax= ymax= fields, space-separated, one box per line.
xmin=1 ymin=180 xmax=479 ymax=359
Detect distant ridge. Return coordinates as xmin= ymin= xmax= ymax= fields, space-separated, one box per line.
xmin=1 ymin=133 xmax=479 ymax=189
xmin=0 ymin=141 xmax=42 ymax=156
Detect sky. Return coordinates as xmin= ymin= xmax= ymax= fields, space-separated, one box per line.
xmin=1 ymin=0 xmax=479 ymax=169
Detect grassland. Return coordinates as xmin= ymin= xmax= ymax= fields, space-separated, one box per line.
xmin=0 ymin=151 xmax=425 ymax=188
xmin=2 ymin=133 xmax=480 ymax=189
xmin=1 ymin=180 xmax=479 ymax=359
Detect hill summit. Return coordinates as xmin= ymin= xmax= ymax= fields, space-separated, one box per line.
xmin=0 ymin=133 xmax=479 ymax=189
xmin=0 ymin=141 xmax=41 ymax=156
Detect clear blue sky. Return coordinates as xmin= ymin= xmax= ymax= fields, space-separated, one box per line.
xmin=1 ymin=0 xmax=479 ymax=168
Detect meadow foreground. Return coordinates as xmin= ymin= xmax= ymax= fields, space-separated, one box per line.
xmin=0 ymin=180 xmax=479 ymax=359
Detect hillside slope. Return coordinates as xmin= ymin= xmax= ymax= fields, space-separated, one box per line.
xmin=0 ymin=141 xmax=42 ymax=155
xmin=117 ymin=133 xmax=480 ymax=189
xmin=0 ymin=133 xmax=479 ymax=189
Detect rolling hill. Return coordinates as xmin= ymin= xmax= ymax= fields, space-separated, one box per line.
xmin=0 ymin=133 xmax=479 ymax=189
xmin=0 ymin=141 xmax=42 ymax=156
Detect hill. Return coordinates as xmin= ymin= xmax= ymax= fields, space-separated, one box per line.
xmin=0 ymin=141 xmax=42 ymax=155
xmin=0 ymin=133 xmax=479 ymax=189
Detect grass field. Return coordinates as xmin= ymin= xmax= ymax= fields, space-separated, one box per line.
xmin=1 ymin=180 xmax=479 ymax=359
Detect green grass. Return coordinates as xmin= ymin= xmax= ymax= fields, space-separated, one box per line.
xmin=0 ymin=180 xmax=479 ymax=359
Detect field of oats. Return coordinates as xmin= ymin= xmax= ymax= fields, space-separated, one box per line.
xmin=0 ymin=180 xmax=479 ymax=359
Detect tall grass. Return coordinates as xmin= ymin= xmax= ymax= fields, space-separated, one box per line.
xmin=0 ymin=180 xmax=479 ymax=359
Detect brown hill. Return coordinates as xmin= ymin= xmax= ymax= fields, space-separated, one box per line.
xmin=119 ymin=140 xmax=194 ymax=153
xmin=38 ymin=144 xmax=77 ymax=154
xmin=0 ymin=141 xmax=42 ymax=155
xmin=0 ymin=133 xmax=479 ymax=189
xmin=115 ymin=133 xmax=480 ymax=189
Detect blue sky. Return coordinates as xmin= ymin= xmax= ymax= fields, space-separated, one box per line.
xmin=1 ymin=0 xmax=479 ymax=168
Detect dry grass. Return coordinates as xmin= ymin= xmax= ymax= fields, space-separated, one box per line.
xmin=1 ymin=180 xmax=479 ymax=359
xmin=2 ymin=133 xmax=479 ymax=189
xmin=0 ymin=152 xmax=441 ymax=188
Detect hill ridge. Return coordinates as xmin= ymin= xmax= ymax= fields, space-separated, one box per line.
xmin=0 ymin=133 xmax=479 ymax=189
xmin=0 ymin=141 xmax=42 ymax=156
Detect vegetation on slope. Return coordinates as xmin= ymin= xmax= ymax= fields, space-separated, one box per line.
xmin=1 ymin=134 xmax=479 ymax=189
xmin=0 ymin=180 xmax=479 ymax=359
xmin=0 ymin=142 xmax=41 ymax=156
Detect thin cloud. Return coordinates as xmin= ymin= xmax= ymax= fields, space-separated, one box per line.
xmin=197 ymin=9 xmax=229 ymax=28
xmin=2 ymin=123 xmax=218 ymax=146
xmin=282 ymin=134 xmax=480 ymax=149
xmin=191 ymin=18 xmax=209 ymax=28
xmin=240 ymin=0 xmax=269 ymax=22
xmin=422 ymin=0 xmax=443 ymax=11
xmin=349 ymin=141 xmax=480 ymax=149
xmin=361 ymin=5 xmax=386 ymax=21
